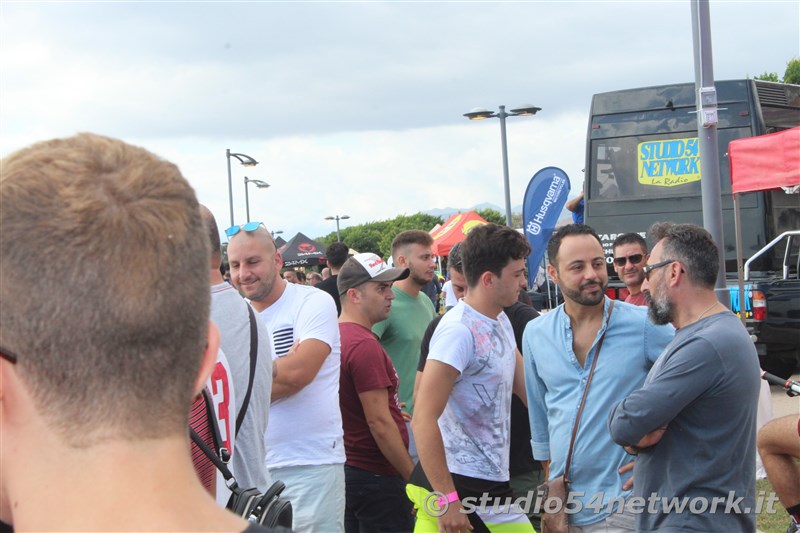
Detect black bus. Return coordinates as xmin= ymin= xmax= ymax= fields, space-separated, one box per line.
xmin=583 ymin=79 xmax=800 ymax=375
xmin=584 ymin=79 xmax=800 ymax=275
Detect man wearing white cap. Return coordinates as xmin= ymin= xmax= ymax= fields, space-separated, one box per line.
xmin=337 ymin=253 xmax=416 ymax=533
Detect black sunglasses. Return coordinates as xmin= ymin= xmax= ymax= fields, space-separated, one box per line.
xmin=0 ymin=345 xmax=18 ymax=364
xmin=642 ymin=259 xmax=676 ymax=280
xmin=613 ymin=253 xmax=644 ymax=267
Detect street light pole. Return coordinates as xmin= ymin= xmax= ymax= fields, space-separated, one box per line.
xmin=497 ymin=106 xmax=512 ymax=227
xmin=226 ymin=149 xmax=234 ymax=227
xmin=244 ymin=177 xmax=270 ymax=223
xmin=225 ymin=149 xmax=259 ymax=227
xmin=325 ymin=215 xmax=350 ymax=242
xmin=464 ymin=104 xmax=541 ymax=227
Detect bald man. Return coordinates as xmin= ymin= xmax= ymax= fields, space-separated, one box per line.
xmin=227 ymin=223 xmax=345 ymax=533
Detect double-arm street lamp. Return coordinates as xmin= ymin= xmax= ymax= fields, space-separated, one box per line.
xmin=325 ymin=215 xmax=350 ymax=242
xmin=226 ymin=149 xmax=259 ymax=227
xmin=244 ymin=177 xmax=270 ymax=223
xmin=463 ymin=104 xmax=541 ymax=227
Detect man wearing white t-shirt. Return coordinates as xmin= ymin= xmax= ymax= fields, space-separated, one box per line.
xmin=411 ymin=224 xmax=534 ymax=533
xmin=227 ymin=224 xmax=345 ymax=533
xmin=200 ymin=206 xmax=273 ymax=498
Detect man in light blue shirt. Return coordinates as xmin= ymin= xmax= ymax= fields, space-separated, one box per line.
xmin=523 ymin=224 xmax=673 ymax=531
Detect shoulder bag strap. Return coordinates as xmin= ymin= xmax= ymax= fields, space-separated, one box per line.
xmin=190 ymin=427 xmax=236 ymax=483
xmin=235 ymin=304 xmax=259 ymax=434
xmin=192 ymin=388 xmax=237 ymax=485
xmin=563 ymin=299 xmax=615 ymax=484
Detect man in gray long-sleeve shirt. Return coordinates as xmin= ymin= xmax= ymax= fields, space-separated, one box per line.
xmin=608 ymin=223 xmax=760 ymax=533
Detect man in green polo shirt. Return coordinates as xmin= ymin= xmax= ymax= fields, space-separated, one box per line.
xmin=373 ymin=230 xmax=436 ymax=460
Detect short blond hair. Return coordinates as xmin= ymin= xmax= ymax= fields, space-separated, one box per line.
xmin=0 ymin=133 xmax=210 ymax=446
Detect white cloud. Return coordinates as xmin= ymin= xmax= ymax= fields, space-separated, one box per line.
xmin=1 ymin=0 xmax=797 ymax=240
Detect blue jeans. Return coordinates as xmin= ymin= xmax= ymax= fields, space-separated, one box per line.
xmin=344 ymin=465 xmax=414 ymax=533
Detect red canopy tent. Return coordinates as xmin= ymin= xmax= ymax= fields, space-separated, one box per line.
xmin=729 ymin=126 xmax=800 ymax=193
xmin=430 ymin=211 xmax=488 ymax=257
xmin=728 ymin=126 xmax=800 ymax=323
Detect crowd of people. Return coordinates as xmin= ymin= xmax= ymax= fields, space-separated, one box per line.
xmin=1 ymin=133 xmax=798 ymax=533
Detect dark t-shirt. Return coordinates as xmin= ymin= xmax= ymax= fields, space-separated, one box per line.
xmin=417 ymin=301 xmax=541 ymax=475
xmin=339 ymin=321 xmax=409 ymax=476
xmin=315 ymin=275 xmax=341 ymax=316
xmin=503 ymin=302 xmax=541 ymax=476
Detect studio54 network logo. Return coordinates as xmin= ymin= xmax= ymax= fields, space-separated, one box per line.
xmin=423 ymin=489 xmax=781 ymax=517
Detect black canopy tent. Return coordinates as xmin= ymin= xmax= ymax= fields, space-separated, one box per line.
xmin=278 ymin=232 xmax=327 ymax=268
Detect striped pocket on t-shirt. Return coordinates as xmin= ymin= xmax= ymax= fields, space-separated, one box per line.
xmin=273 ymin=327 xmax=294 ymax=356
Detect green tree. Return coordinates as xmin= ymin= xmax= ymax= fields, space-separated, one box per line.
xmin=476 ymin=208 xmax=505 ymax=225
xmin=784 ymin=57 xmax=800 ymax=84
xmin=314 ymin=212 xmax=443 ymax=259
xmin=754 ymin=71 xmax=780 ymax=82
xmin=752 ymin=58 xmax=800 ymax=84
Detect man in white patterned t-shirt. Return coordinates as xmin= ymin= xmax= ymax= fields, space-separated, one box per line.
xmin=411 ymin=224 xmax=535 ymax=533
xmin=227 ymin=224 xmax=345 ymax=533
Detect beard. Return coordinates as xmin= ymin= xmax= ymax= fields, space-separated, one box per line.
xmin=622 ymin=268 xmax=646 ymax=287
xmin=561 ymin=278 xmax=607 ymax=306
xmin=409 ymin=269 xmax=432 ymax=287
xmin=237 ymin=276 xmax=276 ymax=304
xmin=645 ymin=290 xmax=673 ymax=325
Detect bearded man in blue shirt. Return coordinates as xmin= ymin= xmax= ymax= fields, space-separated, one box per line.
xmin=523 ymin=224 xmax=674 ymax=532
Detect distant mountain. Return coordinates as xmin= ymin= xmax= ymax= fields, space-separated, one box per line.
xmin=422 ymin=206 xmax=463 ymax=218
xmin=423 ymin=202 xmax=574 ymax=227
xmin=422 ymin=202 xmax=523 ymax=219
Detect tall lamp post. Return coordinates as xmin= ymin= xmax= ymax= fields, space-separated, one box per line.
xmin=271 ymin=230 xmax=284 ymax=239
xmin=226 ymin=149 xmax=259 ymax=227
xmin=244 ymin=177 xmax=270 ymax=223
xmin=463 ymin=104 xmax=541 ymax=227
xmin=325 ymin=215 xmax=350 ymax=242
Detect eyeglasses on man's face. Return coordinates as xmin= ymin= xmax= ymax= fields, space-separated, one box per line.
xmin=0 ymin=346 xmax=18 ymax=364
xmin=642 ymin=259 xmax=676 ymax=280
xmin=613 ymin=254 xmax=644 ymax=267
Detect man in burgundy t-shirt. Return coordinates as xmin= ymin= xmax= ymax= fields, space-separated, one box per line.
xmin=337 ymin=252 xmax=414 ymax=533
xmin=613 ymin=232 xmax=650 ymax=306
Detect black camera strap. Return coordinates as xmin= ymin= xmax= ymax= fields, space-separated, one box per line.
xmin=189 ymin=304 xmax=259 ymax=492
xmin=191 ymin=418 xmax=237 ymax=487
xmin=191 ymin=304 xmax=258 ymax=488
xmin=234 ymin=304 xmax=259 ymax=435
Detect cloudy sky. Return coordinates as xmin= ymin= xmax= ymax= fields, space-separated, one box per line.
xmin=2 ymin=1 xmax=797 ymax=239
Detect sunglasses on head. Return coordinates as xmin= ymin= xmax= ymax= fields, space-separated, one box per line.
xmin=225 ymin=221 xmax=265 ymax=237
xmin=614 ymin=253 xmax=644 ymax=267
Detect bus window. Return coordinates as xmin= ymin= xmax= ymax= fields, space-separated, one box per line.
xmin=589 ymin=127 xmax=753 ymax=201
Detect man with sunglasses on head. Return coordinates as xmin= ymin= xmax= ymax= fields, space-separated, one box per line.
xmin=0 ymin=133 xmax=277 ymax=532
xmin=227 ymin=221 xmax=345 ymax=532
xmin=609 ymin=222 xmax=760 ymax=533
xmin=612 ymin=233 xmax=649 ymax=306
xmin=200 ymin=205 xmax=273 ymax=500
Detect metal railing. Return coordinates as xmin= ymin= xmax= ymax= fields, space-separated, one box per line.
xmin=744 ymin=230 xmax=800 ymax=281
